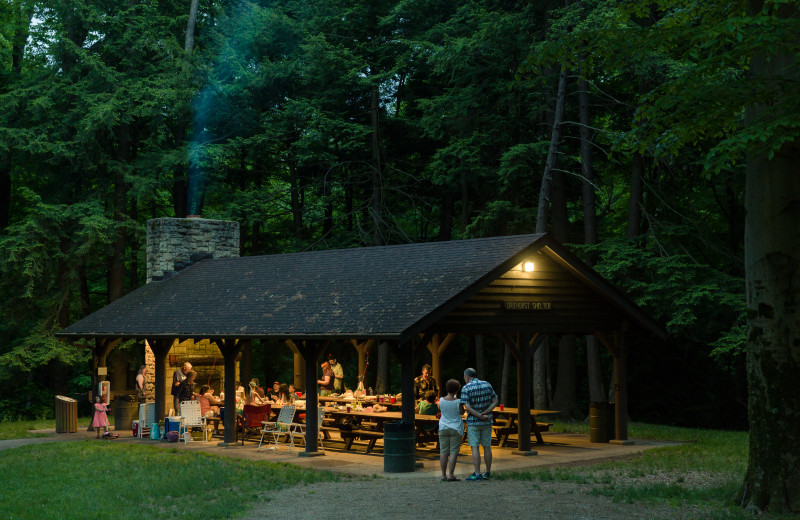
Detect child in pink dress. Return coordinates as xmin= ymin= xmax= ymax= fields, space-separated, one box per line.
xmin=93 ymin=396 xmax=110 ymax=438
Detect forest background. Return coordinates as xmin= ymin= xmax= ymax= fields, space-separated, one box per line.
xmin=0 ymin=0 xmax=792 ymax=437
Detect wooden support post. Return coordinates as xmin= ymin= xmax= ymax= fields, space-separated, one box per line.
xmin=297 ymin=340 xmax=327 ymax=454
xmin=147 ymin=338 xmax=173 ymax=422
xmin=516 ymin=334 xmax=539 ymax=453
xmin=391 ymin=340 xmax=415 ymax=423
xmin=216 ymin=338 xmax=245 ymax=445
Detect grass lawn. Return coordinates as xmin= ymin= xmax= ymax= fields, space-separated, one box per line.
xmin=0 ymin=440 xmax=338 ymax=520
xmin=0 ymin=418 xmax=90 ymax=440
xmin=499 ymin=421 xmax=782 ymax=519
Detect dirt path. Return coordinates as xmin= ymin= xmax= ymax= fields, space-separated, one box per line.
xmin=249 ymin=478 xmax=702 ymax=520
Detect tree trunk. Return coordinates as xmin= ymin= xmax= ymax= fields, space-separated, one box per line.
xmin=370 ymin=86 xmax=383 ymax=246
xmin=535 ymin=64 xmax=568 ymax=235
xmin=500 ymin=345 xmax=511 ymax=406
xmin=460 ymin=167 xmax=469 ymax=234
xmin=107 ymin=124 xmax=129 ymax=304
xmin=533 ymin=66 xmax=567 ymax=411
xmin=627 ymin=152 xmax=645 ymax=239
xmin=475 ymin=335 xmax=484 ymax=378
xmin=533 ymin=336 xmax=549 ymax=409
xmin=438 ymin=191 xmax=454 ymax=241
xmin=289 ymin=163 xmax=303 ymax=248
xmin=551 ymin=336 xmax=581 ymax=418
xmin=184 ymin=0 xmax=200 ymax=57
xmin=579 ymin=76 xmax=606 ymax=403
xmin=738 ymin=7 xmax=800 ymax=509
xmin=1 ymin=2 xmax=35 ymax=231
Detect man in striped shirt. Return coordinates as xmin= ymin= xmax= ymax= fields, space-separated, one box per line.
xmin=461 ymin=367 xmax=498 ymax=480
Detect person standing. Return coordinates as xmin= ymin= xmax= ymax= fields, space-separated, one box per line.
xmin=317 ymin=361 xmax=335 ymax=396
xmin=414 ymin=364 xmax=439 ymax=400
xmin=172 ymin=362 xmax=192 ymax=413
xmin=438 ymin=379 xmax=464 ymax=481
xmin=176 ymin=370 xmax=197 ymax=410
xmin=135 ymin=365 xmax=147 ymax=402
xmin=461 ymin=367 xmax=498 ymax=481
xmin=328 ymin=354 xmax=344 ymax=393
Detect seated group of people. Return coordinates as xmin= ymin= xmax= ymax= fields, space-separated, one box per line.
xmin=243 ymin=378 xmax=302 ymax=408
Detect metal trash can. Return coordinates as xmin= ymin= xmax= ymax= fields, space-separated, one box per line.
xmin=384 ymin=421 xmax=416 ymax=473
xmin=55 ymin=395 xmax=78 ymax=433
xmin=589 ymin=402 xmax=615 ymax=443
xmin=113 ymin=397 xmax=139 ymax=431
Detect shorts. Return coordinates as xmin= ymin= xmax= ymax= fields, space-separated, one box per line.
xmin=439 ymin=428 xmax=463 ymax=455
xmin=467 ymin=425 xmax=492 ymax=447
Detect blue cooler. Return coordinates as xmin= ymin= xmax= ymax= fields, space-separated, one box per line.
xmin=165 ymin=416 xmax=182 ymax=434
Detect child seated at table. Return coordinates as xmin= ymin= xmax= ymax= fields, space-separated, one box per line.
xmin=417 ymin=391 xmax=439 ymax=432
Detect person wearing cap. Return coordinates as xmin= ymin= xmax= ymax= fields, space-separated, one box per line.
xmin=268 ymin=381 xmax=282 ymax=402
xmin=328 ymin=353 xmax=344 ymax=393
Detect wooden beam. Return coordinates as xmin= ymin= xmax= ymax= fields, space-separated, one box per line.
xmin=593 ymin=331 xmax=617 ymax=357
xmin=352 ymin=338 xmax=376 ymax=386
xmin=499 ymin=334 xmax=522 ymax=361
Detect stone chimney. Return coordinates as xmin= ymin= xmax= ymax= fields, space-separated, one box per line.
xmin=146 ymin=217 xmax=239 ymax=282
xmin=143 ymin=217 xmax=241 ymax=413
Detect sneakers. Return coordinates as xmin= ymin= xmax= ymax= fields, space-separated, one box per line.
xmin=483 ymin=471 xmax=491 ymax=480
xmin=466 ymin=472 xmax=484 ymax=481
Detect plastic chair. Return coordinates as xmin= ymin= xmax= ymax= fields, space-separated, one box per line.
xmin=180 ymin=400 xmax=207 ymax=443
xmin=258 ymin=405 xmax=296 ymax=451
xmin=237 ymin=404 xmax=271 ymax=445
xmin=137 ymin=402 xmax=156 ymax=439
xmin=290 ymin=407 xmax=326 ymax=453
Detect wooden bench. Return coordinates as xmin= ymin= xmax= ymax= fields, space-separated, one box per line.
xmin=493 ymin=423 xmax=552 ymax=447
xmin=337 ymin=429 xmax=383 ymax=453
xmin=415 ymin=427 xmax=439 ymax=448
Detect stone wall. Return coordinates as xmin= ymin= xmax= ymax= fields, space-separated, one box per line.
xmin=144 ymin=217 xmax=241 ymax=413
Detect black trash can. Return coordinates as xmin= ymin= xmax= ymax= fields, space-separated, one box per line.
xmin=383 ymin=421 xmax=416 ymax=473
xmin=55 ymin=395 xmax=77 ymax=433
xmin=589 ymin=402 xmax=614 ymax=443
xmin=113 ymin=397 xmax=139 ymax=431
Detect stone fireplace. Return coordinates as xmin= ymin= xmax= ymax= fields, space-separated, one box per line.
xmin=143 ymin=217 xmax=241 ymax=413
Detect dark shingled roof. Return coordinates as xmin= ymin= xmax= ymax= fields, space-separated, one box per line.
xmin=58 ymin=234 xmax=664 ymax=342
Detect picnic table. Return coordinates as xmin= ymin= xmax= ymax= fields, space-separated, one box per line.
xmin=490 ymin=407 xmax=560 ymax=446
xmin=325 ymin=409 xmax=439 ymax=453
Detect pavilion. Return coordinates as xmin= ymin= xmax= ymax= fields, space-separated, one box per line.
xmin=57 ymin=232 xmax=665 ymax=456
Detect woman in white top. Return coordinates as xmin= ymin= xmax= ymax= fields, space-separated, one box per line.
xmin=438 ymin=378 xmax=465 ymax=481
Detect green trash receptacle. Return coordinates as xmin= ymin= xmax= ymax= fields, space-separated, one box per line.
xmin=55 ymin=395 xmax=78 ymax=433
xmin=589 ymin=402 xmax=612 ymax=443
xmin=114 ymin=397 xmax=140 ymax=431
xmin=384 ymin=421 xmax=416 ymax=473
